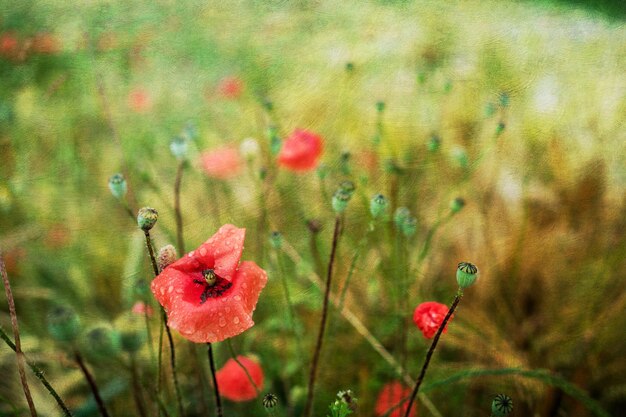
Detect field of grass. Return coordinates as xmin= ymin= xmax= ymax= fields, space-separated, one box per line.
xmin=1 ymin=0 xmax=625 ymax=416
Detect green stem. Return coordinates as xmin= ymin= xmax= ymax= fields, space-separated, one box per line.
xmin=207 ymin=343 xmax=223 ymax=417
xmin=74 ymin=350 xmax=110 ymax=417
xmin=0 ymin=326 xmax=72 ymax=416
xmin=303 ymin=216 xmax=341 ymax=417
xmin=174 ymin=161 xmax=186 ymax=254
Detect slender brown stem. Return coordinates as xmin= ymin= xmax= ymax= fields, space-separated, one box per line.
xmin=144 ymin=231 xmax=184 ymax=417
xmin=174 ymin=161 xmax=185 ymax=254
xmin=403 ymin=292 xmax=463 ymax=417
xmin=1 ymin=253 xmax=38 ymax=417
xmin=207 ymin=343 xmax=223 ymax=417
xmin=226 ymin=340 xmax=260 ymax=395
xmin=0 ymin=326 xmax=73 ymax=416
xmin=74 ymin=350 xmax=110 ymax=417
xmin=303 ymin=216 xmax=341 ymax=417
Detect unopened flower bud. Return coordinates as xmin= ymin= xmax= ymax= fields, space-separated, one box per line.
xmin=240 ymin=137 xmax=260 ymax=160
xmin=491 ymin=394 xmax=513 ymax=417
xmin=263 ymin=393 xmax=278 ymax=408
xmin=427 ymin=134 xmax=441 ymax=152
xmin=47 ymin=306 xmax=81 ymax=343
xmin=270 ymin=231 xmax=282 ymax=249
xmin=332 ymin=189 xmax=352 ymax=213
xmin=170 ymin=136 xmax=188 ymax=160
xmin=384 ymin=159 xmax=402 ymax=175
xmin=450 ymin=197 xmax=465 ymax=214
xmin=401 ymin=215 xmax=417 ymax=237
xmin=339 ymin=180 xmax=356 ymax=197
xmin=394 ymin=207 xmax=410 ymax=229
xmin=108 ymin=173 xmax=127 ymax=199
xmin=370 ymin=194 xmax=388 ymax=219
xmin=307 ymin=219 xmax=322 ymax=234
xmin=157 ymin=245 xmax=177 ymax=271
xmin=83 ymin=325 xmax=122 ymax=360
xmin=496 ymin=121 xmax=506 ymax=136
xmin=456 ymin=262 xmax=478 ymax=289
xmin=452 ymin=147 xmax=468 ymax=169
xmin=345 ymin=62 xmax=354 ymax=72
xmin=499 ymin=92 xmax=510 ymax=108
xmin=317 ymin=163 xmax=329 ymax=180
xmin=137 ymin=207 xmax=158 ymax=231
xmin=375 ymin=101 xmax=385 ymax=113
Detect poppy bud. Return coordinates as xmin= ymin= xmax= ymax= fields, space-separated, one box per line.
xmin=317 ymin=163 xmax=329 ymax=180
xmin=345 ymin=62 xmax=355 ymax=72
xmin=263 ymin=393 xmax=278 ymax=408
xmin=456 ymin=262 xmax=478 ymax=289
xmin=332 ymin=189 xmax=352 ymax=214
xmin=370 ymin=194 xmax=388 ymax=219
xmin=499 ymin=92 xmax=510 ymax=108
xmin=491 ymin=394 xmax=513 ymax=417
xmin=401 ymin=216 xmax=417 ymax=237
xmin=427 ymin=134 xmax=441 ymax=152
xmin=384 ymin=159 xmax=402 ymax=175
xmin=83 ymin=325 xmax=122 ymax=360
xmin=485 ymin=102 xmax=496 ymax=117
xmin=375 ymin=101 xmax=385 ymax=113
xmin=452 ymin=147 xmax=468 ymax=168
xmin=170 ymin=136 xmax=188 ymax=160
xmin=137 ymin=207 xmax=158 ymax=231
xmin=157 ymin=244 xmax=177 ymax=271
xmin=394 ymin=207 xmax=410 ymax=229
xmin=269 ymin=231 xmax=282 ymax=249
xmin=338 ymin=389 xmax=358 ymax=411
xmin=47 ymin=306 xmax=81 ymax=343
xmin=450 ymin=197 xmax=465 ymax=214
xmin=108 ymin=173 xmax=127 ymax=199
xmin=115 ymin=312 xmax=146 ymax=354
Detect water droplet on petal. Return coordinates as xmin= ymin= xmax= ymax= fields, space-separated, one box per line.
xmin=218 ymin=317 xmax=226 ymax=327
xmin=199 ymin=247 xmax=207 ymax=256
xmin=233 ymin=317 xmax=240 ymax=324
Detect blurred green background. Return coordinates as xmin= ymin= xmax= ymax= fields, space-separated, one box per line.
xmin=1 ymin=0 xmax=625 ymax=416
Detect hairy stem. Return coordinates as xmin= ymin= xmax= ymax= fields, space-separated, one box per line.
xmin=74 ymin=350 xmax=110 ymax=417
xmin=304 ymin=216 xmax=341 ymax=417
xmin=1 ymin=253 xmax=38 ymax=417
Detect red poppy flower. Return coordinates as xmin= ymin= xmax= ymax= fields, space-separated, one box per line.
xmin=217 ymin=76 xmax=244 ymax=99
xmin=150 ymin=224 xmax=267 ymax=343
xmin=0 ymin=32 xmax=19 ymax=57
xmin=277 ymin=129 xmax=323 ymax=172
xmin=128 ymin=88 xmax=151 ymax=113
xmin=216 ymin=355 xmax=264 ymax=401
xmin=413 ymin=301 xmax=453 ymax=339
xmin=200 ymin=146 xmax=242 ymax=179
xmin=375 ymin=381 xmax=416 ymax=417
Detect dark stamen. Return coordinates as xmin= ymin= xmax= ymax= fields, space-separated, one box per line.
xmin=194 ymin=270 xmax=232 ymax=304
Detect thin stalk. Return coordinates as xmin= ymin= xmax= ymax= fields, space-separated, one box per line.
xmin=74 ymin=350 xmax=110 ymax=417
xmin=207 ymin=343 xmax=223 ymax=417
xmin=174 ymin=161 xmax=185 ymax=254
xmin=275 ymin=249 xmax=304 ymax=362
xmin=226 ymin=340 xmax=260 ymax=395
xmin=130 ymin=354 xmax=148 ymax=417
xmin=1 ymin=253 xmax=37 ymax=417
xmin=303 ymin=216 xmax=341 ymax=417
xmin=144 ymin=230 xmax=183 ymax=417
xmin=338 ymin=223 xmax=373 ymax=310
xmin=403 ymin=291 xmax=463 ymax=417
xmin=0 ymin=326 xmax=72 ymax=416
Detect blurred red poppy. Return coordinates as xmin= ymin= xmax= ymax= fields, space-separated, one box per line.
xmin=413 ymin=301 xmax=452 ymax=339
xmin=128 ymin=88 xmax=151 ymax=113
xmin=200 ymin=146 xmax=241 ymax=179
xmin=131 ymin=301 xmax=154 ymax=317
xmin=217 ymin=76 xmax=244 ymax=99
xmin=375 ymin=381 xmax=416 ymax=417
xmin=278 ymin=129 xmax=323 ymax=172
xmin=0 ymin=32 xmax=19 ymax=58
xmin=151 ymin=224 xmax=267 ymax=343
xmin=216 ymin=355 xmax=264 ymax=401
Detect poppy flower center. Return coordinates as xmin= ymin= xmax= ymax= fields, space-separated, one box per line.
xmin=193 ymin=269 xmax=232 ymax=304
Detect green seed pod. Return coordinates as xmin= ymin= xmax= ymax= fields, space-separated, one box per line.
xmin=394 ymin=207 xmax=410 ymax=229
xmin=450 ymin=197 xmax=465 ymax=214
xmin=332 ymin=189 xmax=352 ymax=214
xmin=499 ymin=92 xmax=510 ymax=108
xmin=369 ymin=194 xmax=388 ymax=219
xmin=456 ymin=262 xmax=478 ymax=289
xmin=83 ymin=325 xmax=122 ymax=360
xmin=170 ymin=136 xmax=188 ymax=160
xmin=115 ymin=313 xmax=146 ymax=354
xmin=338 ymin=180 xmax=356 ymax=197
xmin=137 ymin=207 xmax=158 ymax=231
xmin=401 ymin=216 xmax=417 ymax=237
xmin=317 ymin=163 xmax=329 ymax=180
xmin=496 ymin=121 xmax=506 ymax=136
xmin=427 ymin=134 xmax=441 ymax=152
xmin=263 ymin=393 xmax=278 ymax=409
xmin=157 ymin=245 xmax=177 ymax=271
xmin=108 ymin=173 xmax=127 ymax=200
xmin=375 ymin=101 xmax=385 ymax=113
xmin=345 ymin=62 xmax=354 ymax=73
xmin=491 ymin=394 xmax=513 ymax=417
xmin=269 ymin=231 xmax=282 ymax=249
xmin=47 ymin=306 xmax=81 ymax=343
